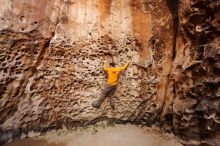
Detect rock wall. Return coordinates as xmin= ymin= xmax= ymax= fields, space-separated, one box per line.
xmin=0 ymin=0 xmax=219 ymax=145
xmin=168 ymin=0 xmax=220 ymax=144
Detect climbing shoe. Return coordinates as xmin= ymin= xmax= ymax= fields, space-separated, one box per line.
xmin=111 ymin=104 xmax=115 ymax=110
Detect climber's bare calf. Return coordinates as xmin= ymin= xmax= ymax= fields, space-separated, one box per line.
xmin=92 ymin=61 xmax=129 ymax=110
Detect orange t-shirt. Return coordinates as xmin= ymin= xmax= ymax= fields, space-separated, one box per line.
xmin=104 ymin=62 xmax=129 ymax=85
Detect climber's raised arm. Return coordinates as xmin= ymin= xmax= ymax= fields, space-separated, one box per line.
xmin=117 ymin=61 xmax=129 ymax=72
xmin=103 ymin=61 xmax=108 ymax=72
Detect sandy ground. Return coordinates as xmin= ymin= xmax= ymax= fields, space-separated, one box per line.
xmin=3 ymin=124 xmax=183 ymax=146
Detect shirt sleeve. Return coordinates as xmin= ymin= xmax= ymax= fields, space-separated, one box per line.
xmin=103 ymin=62 xmax=108 ymax=72
xmin=117 ymin=62 xmax=129 ymax=72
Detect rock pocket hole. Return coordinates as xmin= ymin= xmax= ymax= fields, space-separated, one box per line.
xmin=20 ymin=16 xmax=25 ymax=22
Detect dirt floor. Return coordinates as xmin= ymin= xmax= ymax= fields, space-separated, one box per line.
xmin=3 ymin=124 xmax=183 ymax=146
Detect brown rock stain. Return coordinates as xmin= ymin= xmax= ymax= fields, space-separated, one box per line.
xmin=98 ymin=0 xmax=112 ymax=33
xmin=30 ymin=0 xmax=48 ymax=21
xmin=80 ymin=0 xmax=87 ymax=5
xmin=130 ymin=0 xmax=151 ymax=61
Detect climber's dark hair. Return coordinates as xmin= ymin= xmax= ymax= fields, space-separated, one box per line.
xmin=109 ymin=62 xmax=116 ymax=67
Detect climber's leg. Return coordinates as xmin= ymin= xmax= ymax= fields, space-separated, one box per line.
xmin=108 ymin=86 xmax=116 ymax=110
xmin=92 ymin=85 xmax=113 ymax=108
xmin=109 ymin=96 xmax=115 ymax=110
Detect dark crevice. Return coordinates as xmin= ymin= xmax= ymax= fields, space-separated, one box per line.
xmin=34 ymin=39 xmax=50 ymax=67
xmin=159 ymin=0 xmax=180 ymax=127
xmin=166 ymin=0 xmax=180 ymax=60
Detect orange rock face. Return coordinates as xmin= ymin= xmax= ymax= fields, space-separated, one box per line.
xmin=0 ymin=0 xmax=219 ymax=145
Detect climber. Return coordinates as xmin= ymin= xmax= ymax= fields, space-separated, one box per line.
xmin=92 ymin=61 xmax=129 ymax=110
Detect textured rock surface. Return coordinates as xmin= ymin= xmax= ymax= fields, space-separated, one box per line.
xmin=167 ymin=0 xmax=220 ymax=143
xmin=0 ymin=0 xmax=219 ymax=145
